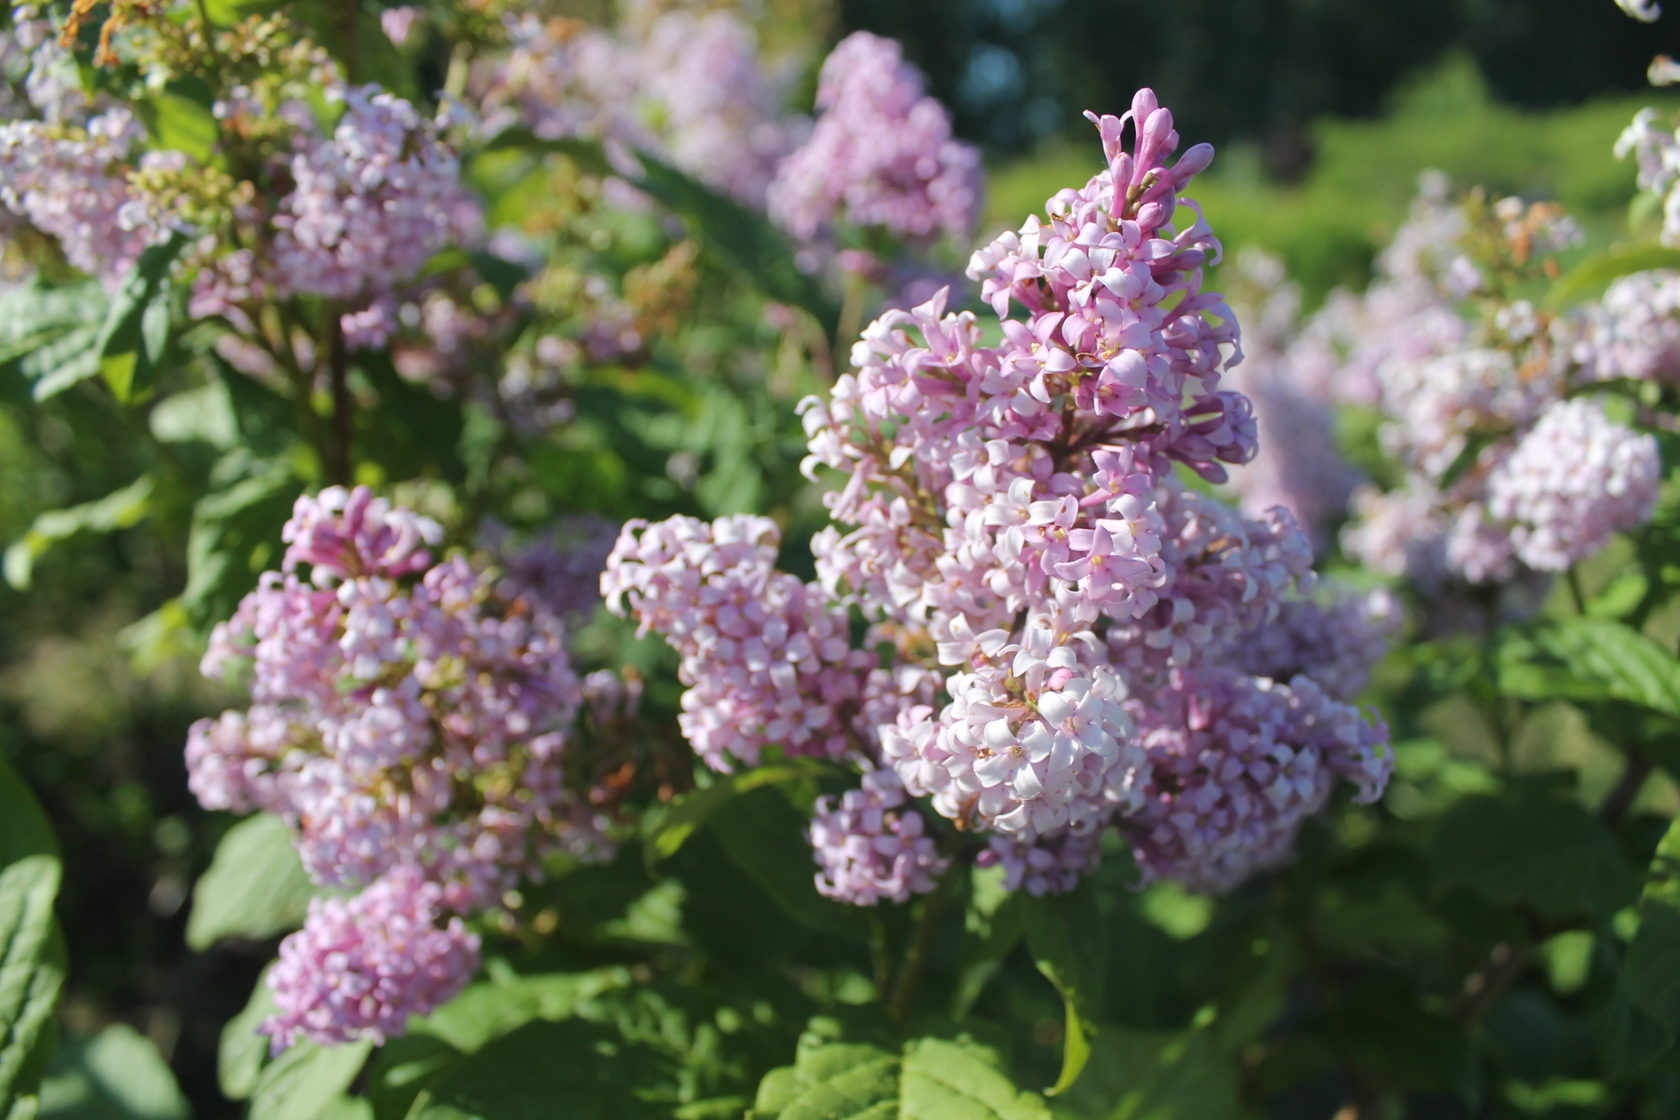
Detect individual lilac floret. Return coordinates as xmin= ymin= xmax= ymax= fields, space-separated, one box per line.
xmin=261 ymin=868 xmax=480 ymax=1051
xmin=768 ymin=31 xmax=981 ymax=245
xmin=977 ymin=828 xmax=1104 ymax=896
xmin=807 ymin=769 xmax=949 ymax=905
xmin=1124 ymin=669 xmax=1390 ymax=893
xmin=1482 ymin=397 xmax=1661 ymax=572
xmin=602 ymin=515 xmax=876 ymax=770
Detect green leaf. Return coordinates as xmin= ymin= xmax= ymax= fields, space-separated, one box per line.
xmin=3 ymin=476 xmax=154 ymax=589
xmin=180 ymin=468 xmax=300 ymax=628
xmin=0 ymin=282 xmax=104 ymax=400
xmin=96 ymin=232 xmax=189 ymax=403
xmin=136 ymin=78 xmax=219 ymax=163
xmin=1051 ymin=1025 xmax=1241 ymax=1120
xmin=628 ymin=150 xmax=838 ymax=334
xmin=249 ymin=1040 xmax=373 ymax=1120
xmin=405 ymin=1021 xmax=679 ymax=1120
xmin=648 ymin=762 xmax=823 ymax=860
xmin=218 ymin=967 xmax=276 ymax=1101
xmin=352 ymin=354 xmax=465 ymax=482
xmin=0 ymin=755 xmax=66 ymax=1119
xmin=1439 ymin=428 xmax=1505 ymax=490
xmin=1429 ymin=790 xmax=1638 ymax=922
xmin=186 ymin=813 xmax=315 ymax=950
xmin=1024 ymin=883 xmax=1105 ymax=1095
xmin=705 ymin=785 xmax=869 ymax=942
xmin=37 ymin=1023 xmax=189 ymax=1120
xmin=752 ymin=1037 xmax=1050 ymax=1120
xmin=954 ymin=865 xmax=1025 ymax=1018
xmin=1498 ymin=618 xmax=1680 ymax=720
xmin=1547 ymin=246 xmax=1680 ymax=310
xmin=1603 ymin=815 xmax=1680 ymax=1075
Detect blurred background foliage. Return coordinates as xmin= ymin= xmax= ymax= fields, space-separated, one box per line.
xmin=4 ymin=0 xmax=1680 ymax=1116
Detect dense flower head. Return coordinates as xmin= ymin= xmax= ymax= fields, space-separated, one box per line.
xmin=768 ymin=31 xmax=980 ymax=245
xmin=0 ymin=107 xmax=172 ymax=286
xmin=1304 ymin=176 xmax=1667 ymax=592
xmin=1481 ymin=397 xmax=1661 ymax=572
xmin=1575 ymin=269 xmax=1680 ymax=384
xmin=261 ymin=868 xmax=480 ymax=1051
xmin=269 ymin=86 xmax=482 ymax=305
xmin=1125 ymin=669 xmax=1390 ymax=893
xmin=1233 ymin=588 xmax=1401 ymax=702
xmin=602 ymin=514 xmax=876 ymax=770
xmin=883 ymin=639 xmax=1148 ymax=840
xmin=480 ymin=9 xmax=800 ymax=206
xmin=608 ymin=94 xmax=1393 ymax=898
xmin=191 ymin=486 xmax=616 ymax=908
xmin=808 ymin=768 xmax=949 ymax=905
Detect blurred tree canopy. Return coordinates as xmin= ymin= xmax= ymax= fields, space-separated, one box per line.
xmin=843 ymin=0 xmax=1673 ymax=171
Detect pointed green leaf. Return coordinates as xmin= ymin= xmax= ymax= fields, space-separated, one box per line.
xmin=186 ymin=813 xmax=315 ymax=950
xmin=1024 ymin=883 xmax=1105 ymax=1095
xmin=3 ymin=476 xmax=154 ymax=589
xmin=0 ymin=756 xmax=65 ymax=1119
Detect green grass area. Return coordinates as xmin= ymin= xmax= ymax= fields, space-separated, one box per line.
xmin=985 ymin=55 xmax=1680 ymax=304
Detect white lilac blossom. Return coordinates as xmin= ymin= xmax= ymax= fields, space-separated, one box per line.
xmin=1482 ymin=397 xmax=1661 ymax=572
xmin=768 ymin=32 xmax=981 ymax=246
xmin=807 ymin=769 xmax=949 ymax=905
xmin=190 ymin=487 xmax=625 ymax=1047
xmin=607 ymin=92 xmax=1391 ymax=899
xmin=1575 ymin=269 xmax=1680 ymax=384
xmin=1617 ymin=107 xmax=1680 ymax=246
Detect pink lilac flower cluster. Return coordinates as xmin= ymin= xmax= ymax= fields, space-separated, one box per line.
xmin=767 ymin=31 xmax=981 ymax=247
xmin=808 ymin=768 xmax=949 ymax=904
xmin=1264 ymin=177 xmax=1665 ymax=591
xmin=188 ymin=486 xmax=617 ymax=1047
xmin=268 ymin=86 xmax=481 ymax=308
xmin=606 ymin=92 xmax=1392 ymax=902
xmin=601 ymin=514 xmax=877 ymax=772
xmin=1575 ymin=269 xmax=1680 ymax=384
xmin=1221 ymin=249 xmax=1362 ymax=549
xmin=0 ymin=106 xmax=175 ymax=286
xmin=262 ymin=868 xmax=480 ymax=1051
xmin=478 ymin=9 xmax=800 ymax=207
xmin=1126 ymin=669 xmax=1389 ymax=892
xmin=192 ymin=83 xmax=482 ymax=347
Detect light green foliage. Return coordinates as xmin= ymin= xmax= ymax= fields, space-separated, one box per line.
xmin=185 ymin=812 xmax=316 ymax=950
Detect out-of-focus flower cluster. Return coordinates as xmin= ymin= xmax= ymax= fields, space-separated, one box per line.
xmin=767 ymin=31 xmax=981 ymax=248
xmin=606 ymin=91 xmax=1393 ymax=904
xmin=189 ymin=487 xmax=627 ymax=1050
xmin=1267 ymin=177 xmax=1666 ymax=595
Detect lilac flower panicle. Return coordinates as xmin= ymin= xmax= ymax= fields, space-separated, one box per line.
xmin=189 ymin=488 xmax=627 ymax=1045
xmin=261 ymin=868 xmax=480 ymax=1051
xmin=1125 ymin=669 xmax=1390 ymax=893
xmin=1482 ymin=397 xmax=1661 ymax=572
xmin=611 ymin=92 xmax=1393 ymax=898
xmin=808 ymin=769 xmax=949 ymax=905
xmin=768 ymin=31 xmax=981 ymax=245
